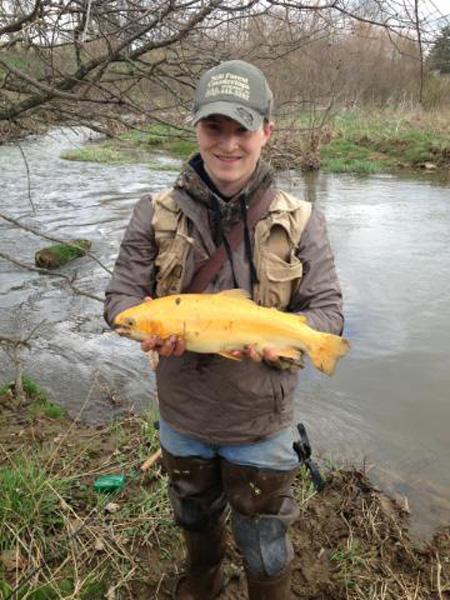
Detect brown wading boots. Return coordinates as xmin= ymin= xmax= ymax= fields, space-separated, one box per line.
xmin=161 ymin=450 xmax=227 ymax=600
xmin=174 ymin=516 xmax=226 ymax=599
xmin=163 ymin=450 xmax=299 ymax=599
xmin=221 ymin=460 xmax=299 ymax=600
xmin=245 ymin=566 xmax=292 ymax=599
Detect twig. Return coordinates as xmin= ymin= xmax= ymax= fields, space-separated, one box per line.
xmin=140 ymin=448 xmax=162 ymax=472
xmin=436 ymin=552 xmax=443 ymax=600
xmin=0 ymin=335 xmax=31 ymax=349
xmin=15 ymin=142 xmax=35 ymax=214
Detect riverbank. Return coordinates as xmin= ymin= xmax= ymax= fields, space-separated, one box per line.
xmin=61 ymin=108 xmax=450 ymax=176
xmin=0 ymin=386 xmax=448 ymax=599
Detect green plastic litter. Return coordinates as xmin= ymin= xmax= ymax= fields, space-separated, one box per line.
xmin=94 ymin=474 xmax=125 ymax=493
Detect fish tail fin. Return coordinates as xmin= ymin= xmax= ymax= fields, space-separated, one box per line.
xmin=309 ymin=334 xmax=350 ymax=376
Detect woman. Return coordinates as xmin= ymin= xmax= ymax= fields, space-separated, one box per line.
xmin=105 ymin=59 xmax=344 ymax=599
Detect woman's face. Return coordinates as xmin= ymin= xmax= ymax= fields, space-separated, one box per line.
xmin=195 ymin=114 xmax=273 ymax=197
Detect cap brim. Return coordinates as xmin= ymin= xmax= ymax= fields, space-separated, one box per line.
xmin=192 ymin=101 xmax=263 ymax=131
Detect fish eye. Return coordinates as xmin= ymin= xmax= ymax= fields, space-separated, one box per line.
xmin=124 ymin=317 xmax=135 ymax=328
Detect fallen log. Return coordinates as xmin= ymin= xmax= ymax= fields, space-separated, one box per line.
xmin=34 ymin=239 xmax=92 ymax=268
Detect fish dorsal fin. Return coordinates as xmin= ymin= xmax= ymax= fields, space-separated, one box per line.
xmin=217 ymin=289 xmax=253 ymax=302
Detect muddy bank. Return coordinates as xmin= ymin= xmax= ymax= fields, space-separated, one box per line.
xmin=0 ymin=393 xmax=448 ymax=600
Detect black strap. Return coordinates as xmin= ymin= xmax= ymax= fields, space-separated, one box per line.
xmin=293 ymin=423 xmax=326 ymax=492
xmin=184 ymin=185 xmax=276 ymax=294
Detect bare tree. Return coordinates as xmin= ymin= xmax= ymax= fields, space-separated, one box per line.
xmin=0 ymin=321 xmax=46 ymax=405
xmin=0 ymin=0 xmax=445 ymax=142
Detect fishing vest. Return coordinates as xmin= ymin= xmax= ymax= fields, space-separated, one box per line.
xmin=151 ymin=188 xmax=312 ymax=310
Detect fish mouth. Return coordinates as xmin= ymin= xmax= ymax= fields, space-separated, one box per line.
xmin=114 ymin=325 xmax=129 ymax=337
xmin=113 ymin=317 xmax=135 ymax=337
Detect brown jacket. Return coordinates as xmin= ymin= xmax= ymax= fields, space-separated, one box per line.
xmin=105 ymin=165 xmax=344 ymax=444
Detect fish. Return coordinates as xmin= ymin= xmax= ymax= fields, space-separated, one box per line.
xmin=113 ymin=289 xmax=350 ymax=375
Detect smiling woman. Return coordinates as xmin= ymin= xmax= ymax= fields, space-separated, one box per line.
xmin=195 ymin=115 xmax=273 ymax=197
xmin=104 ymin=59 xmax=345 ymax=599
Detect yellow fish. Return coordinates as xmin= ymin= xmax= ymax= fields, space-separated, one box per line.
xmin=113 ymin=290 xmax=350 ymax=375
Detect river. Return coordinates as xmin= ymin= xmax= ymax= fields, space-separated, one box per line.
xmin=0 ymin=128 xmax=449 ymax=538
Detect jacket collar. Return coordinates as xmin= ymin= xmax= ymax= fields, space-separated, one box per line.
xmin=175 ymin=153 xmax=274 ymax=209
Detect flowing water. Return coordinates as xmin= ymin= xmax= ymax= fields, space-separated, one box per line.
xmin=1 ymin=129 xmax=449 ymax=537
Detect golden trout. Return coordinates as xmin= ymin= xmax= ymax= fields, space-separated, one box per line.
xmin=113 ymin=290 xmax=349 ymax=375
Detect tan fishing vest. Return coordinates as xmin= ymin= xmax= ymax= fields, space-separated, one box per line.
xmin=151 ymin=188 xmax=312 ymax=310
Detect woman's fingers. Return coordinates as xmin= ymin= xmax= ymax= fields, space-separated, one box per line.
xmin=262 ymin=348 xmax=278 ymax=362
xmin=159 ymin=335 xmax=176 ymax=357
xmin=247 ymin=345 xmax=262 ymax=362
xmin=173 ymin=337 xmax=186 ymax=357
xmin=141 ymin=334 xmax=185 ymax=357
xmin=142 ymin=337 xmax=275 ymax=361
xmin=141 ymin=335 xmax=157 ymax=352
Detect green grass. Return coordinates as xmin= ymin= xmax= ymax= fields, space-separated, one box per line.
xmin=331 ymin=538 xmax=370 ymax=588
xmin=61 ymin=109 xmax=450 ymax=174
xmin=0 ymin=376 xmax=66 ymax=419
xmin=320 ymin=109 xmax=450 ymax=174
xmin=61 ymin=123 xmax=196 ymax=166
xmin=0 ymin=457 xmax=68 ymax=551
xmin=293 ymin=464 xmax=320 ymax=510
xmin=31 ymin=400 xmax=66 ymax=419
xmin=0 ymin=410 xmax=172 ymax=598
xmin=0 ymin=577 xmax=107 ymax=599
xmin=0 ymin=376 xmax=48 ymax=403
xmin=22 ymin=377 xmax=66 ymax=419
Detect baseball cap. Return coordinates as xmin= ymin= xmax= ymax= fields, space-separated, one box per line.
xmin=192 ymin=60 xmax=273 ymax=131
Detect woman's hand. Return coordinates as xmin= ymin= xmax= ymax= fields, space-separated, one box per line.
xmin=141 ymin=334 xmax=186 ymax=357
xmin=140 ymin=297 xmax=185 ymax=357
xmin=230 ymin=345 xmax=279 ymax=363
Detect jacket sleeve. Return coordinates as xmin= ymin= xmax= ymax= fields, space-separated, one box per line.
xmin=289 ymin=207 xmax=344 ymax=335
xmin=104 ymin=194 xmax=157 ymax=327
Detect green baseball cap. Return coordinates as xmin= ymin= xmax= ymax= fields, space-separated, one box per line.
xmin=192 ymin=60 xmax=273 ymax=131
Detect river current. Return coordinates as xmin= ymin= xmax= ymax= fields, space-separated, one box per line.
xmin=0 ymin=128 xmax=449 ymax=537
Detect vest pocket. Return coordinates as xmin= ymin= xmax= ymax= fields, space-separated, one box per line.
xmin=256 ymin=250 xmax=303 ymax=309
xmin=155 ymin=228 xmax=194 ymax=296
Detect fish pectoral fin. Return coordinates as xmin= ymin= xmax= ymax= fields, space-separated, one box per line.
xmin=217 ymin=289 xmax=252 ymax=302
xmin=274 ymin=347 xmax=302 ymax=360
xmin=217 ymin=350 xmax=243 ymax=361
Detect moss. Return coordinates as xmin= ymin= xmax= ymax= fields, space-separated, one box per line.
xmin=35 ymin=239 xmax=91 ymax=269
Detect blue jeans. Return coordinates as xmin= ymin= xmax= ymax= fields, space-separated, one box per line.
xmin=159 ymin=417 xmax=300 ymax=471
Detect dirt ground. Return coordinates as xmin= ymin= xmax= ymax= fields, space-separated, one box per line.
xmin=145 ymin=470 xmax=450 ymax=599
xmin=0 ymin=395 xmax=449 ymax=599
